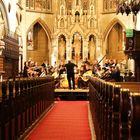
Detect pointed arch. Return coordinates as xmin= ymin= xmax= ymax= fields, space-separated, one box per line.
xmin=26 ymin=18 xmax=52 ymax=64
xmin=71 ymin=31 xmax=83 ymax=60
xmin=0 ymin=0 xmax=10 ymax=30
xmin=57 ymin=32 xmax=68 ymax=40
xmin=71 ymin=31 xmax=83 ymax=43
xmin=58 ymin=34 xmax=66 ymax=60
xmin=26 ymin=18 xmax=51 ymax=41
xmin=103 ymin=18 xmax=126 ymax=42
xmin=87 ymin=32 xmax=98 ymax=40
xmin=103 ymin=18 xmax=126 ymax=61
xmin=88 ymin=34 xmax=96 ymax=62
xmin=58 ymin=34 xmax=66 ymax=40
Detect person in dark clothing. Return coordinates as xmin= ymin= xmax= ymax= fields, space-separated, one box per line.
xmin=23 ymin=61 xmax=28 ymax=77
xmin=65 ymin=60 xmax=77 ymax=89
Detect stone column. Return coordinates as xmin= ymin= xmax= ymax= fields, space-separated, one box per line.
xmin=19 ymin=46 xmax=23 ymax=75
xmin=66 ymin=38 xmax=71 ymax=61
xmin=83 ymin=38 xmax=88 ymax=60
xmin=96 ymin=37 xmax=103 ymax=64
xmin=51 ymin=37 xmax=58 ymax=66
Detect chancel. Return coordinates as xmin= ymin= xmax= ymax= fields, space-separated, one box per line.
xmin=0 ymin=0 xmax=140 ymax=140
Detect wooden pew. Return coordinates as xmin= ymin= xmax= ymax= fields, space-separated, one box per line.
xmin=89 ymin=77 xmax=140 ymax=140
xmin=0 ymin=76 xmax=55 ymax=140
xmin=115 ymin=82 xmax=140 ymax=92
xmin=129 ymin=93 xmax=140 ymax=140
xmin=113 ymin=82 xmax=140 ymax=140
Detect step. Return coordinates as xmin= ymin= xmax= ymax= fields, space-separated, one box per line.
xmin=54 ymin=88 xmax=89 ymax=101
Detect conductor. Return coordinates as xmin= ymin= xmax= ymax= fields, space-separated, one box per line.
xmin=65 ymin=60 xmax=77 ymax=90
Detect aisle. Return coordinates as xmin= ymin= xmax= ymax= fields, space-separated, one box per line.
xmin=25 ymin=101 xmax=92 ymax=140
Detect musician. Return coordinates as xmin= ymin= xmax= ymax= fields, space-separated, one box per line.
xmin=102 ymin=59 xmax=110 ymax=70
xmin=58 ymin=61 xmax=66 ymax=77
xmin=77 ymin=63 xmax=92 ymax=89
xmin=101 ymin=66 xmax=121 ymax=82
xmin=33 ymin=61 xmax=41 ymax=75
xmin=92 ymin=60 xmax=101 ymax=75
xmin=83 ymin=57 xmax=90 ymax=65
xmin=65 ymin=60 xmax=77 ymax=90
xmin=41 ymin=59 xmax=48 ymax=68
xmin=41 ymin=59 xmax=50 ymax=74
xmin=52 ymin=68 xmax=60 ymax=88
xmin=39 ymin=66 xmax=47 ymax=77
xmin=23 ymin=61 xmax=28 ymax=77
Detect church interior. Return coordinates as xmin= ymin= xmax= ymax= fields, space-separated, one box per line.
xmin=0 ymin=0 xmax=140 ymax=140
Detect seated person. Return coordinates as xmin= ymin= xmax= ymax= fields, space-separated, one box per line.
xmin=101 ymin=66 xmax=121 ymax=82
xmin=77 ymin=65 xmax=92 ymax=89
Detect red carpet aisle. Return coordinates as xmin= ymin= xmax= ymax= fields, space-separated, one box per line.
xmin=25 ymin=101 xmax=91 ymax=140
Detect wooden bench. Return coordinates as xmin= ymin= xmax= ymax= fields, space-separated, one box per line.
xmin=0 ymin=77 xmax=55 ymax=140
xmin=114 ymin=82 xmax=140 ymax=92
xmin=89 ymin=77 xmax=140 ymax=140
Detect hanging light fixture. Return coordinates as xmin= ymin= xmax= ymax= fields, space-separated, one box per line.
xmin=116 ymin=0 xmax=140 ymax=15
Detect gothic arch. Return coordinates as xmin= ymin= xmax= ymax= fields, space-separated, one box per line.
xmin=88 ymin=34 xmax=96 ymax=41
xmin=71 ymin=31 xmax=83 ymax=40
xmin=26 ymin=18 xmax=51 ymax=41
xmin=71 ymin=32 xmax=83 ymax=60
xmin=26 ymin=18 xmax=52 ymax=64
xmin=87 ymin=32 xmax=98 ymax=40
xmin=58 ymin=34 xmax=66 ymax=40
xmin=58 ymin=34 xmax=66 ymax=60
xmin=103 ymin=18 xmax=126 ymax=61
xmin=103 ymin=18 xmax=126 ymax=42
xmin=0 ymin=0 xmax=10 ymax=30
xmin=57 ymin=32 xmax=68 ymax=41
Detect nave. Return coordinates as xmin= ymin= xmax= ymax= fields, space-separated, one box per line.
xmin=24 ymin=101 xmax=93 ymax=140
xmin=1 ymin=0 xmax=140 ymax=140
xmin=0 ymin=75 xmax=140 ymax=140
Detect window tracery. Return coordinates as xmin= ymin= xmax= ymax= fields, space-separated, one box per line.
xmin=26 ymin=0 xmax=52 ymax=12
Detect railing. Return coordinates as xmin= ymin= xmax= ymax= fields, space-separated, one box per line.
xmin=89 ymin=77 xmax=140 ymax=140
xmin=0 ymin=76 xmax=55 ymax=140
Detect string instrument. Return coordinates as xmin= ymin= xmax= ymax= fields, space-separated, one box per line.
xmin=60 ymin=74 xmax=68 ymax=88
xmin=80 ymin=70 xmax=92 ymax=82
xmin=96 ymin=54 xmax=107 ymax=66
xmin=52 ymin=71 xmax=59 ymax=79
